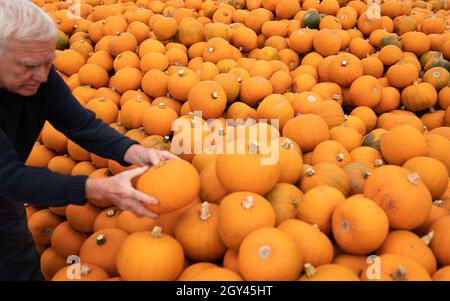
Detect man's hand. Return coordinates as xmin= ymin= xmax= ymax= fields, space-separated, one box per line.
xmin=123 ymin=144 xmax=180 ymax=166
xmin=85 ymin=166 xmax=158 ymax=219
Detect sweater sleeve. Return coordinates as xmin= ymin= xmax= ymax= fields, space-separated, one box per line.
xmin=0 ymin=129 xmax=87 ymax=207
xmin=46 ymin=67 xmax=138 ymax=166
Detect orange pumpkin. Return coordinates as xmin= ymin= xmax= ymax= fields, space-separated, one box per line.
xmin=116 ymin=226 xmax=185 ymax=281
xmin=363 ymin=165 xmax=432 ymax=230
xmin=238 ymin=227 xmax=303 ymax=281
xmin=332 ymin=196 xmax=389 ymax=255
xmin=218 ymin=192 xmax=276 ymax=250
xmin=136 ymin=160 xmax=200 ymax=214
xmin=174 ymin=202 xmax=227 ymax=261
xmin=278 ymin=219 xmax=334 ymax=267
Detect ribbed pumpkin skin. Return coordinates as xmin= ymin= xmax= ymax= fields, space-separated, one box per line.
xmin=299 ymin=264 xmax=360 ymax=281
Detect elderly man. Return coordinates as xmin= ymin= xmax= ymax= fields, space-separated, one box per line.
xmin=0 ymin=0 xmax=178 ymax=281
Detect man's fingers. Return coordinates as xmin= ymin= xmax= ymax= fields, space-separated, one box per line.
xmin=132 ymin=189 xmax=159 ymax=205
xmin=159 ymin=151 xmax=180 ymax=161
xmin=122 ymin=165 xmax=148 ymax=179
xmin=133 ymin=203 xmax=159 ymax=219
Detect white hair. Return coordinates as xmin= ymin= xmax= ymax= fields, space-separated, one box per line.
xmin=0 ymin=0 xmax=57 ymax=55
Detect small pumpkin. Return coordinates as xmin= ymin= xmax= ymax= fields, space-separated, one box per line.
xmin=278 ymin=220 xmax=334 ymax=267
xmin=238 ymin=227 xmax=303 ymax=281
xmin=117 ymin=226 xmax=185 ymax=281
xmin=137 ymin=159 xmax=201 ymax=214
xmin=217 ymin=192 xmax=276 ymax=250
xmin=174 ymin=202 xmax=227 ymax=262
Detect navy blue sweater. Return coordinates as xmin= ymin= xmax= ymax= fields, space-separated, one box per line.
xmin=0 ymin=66 xmax=137 ymax=207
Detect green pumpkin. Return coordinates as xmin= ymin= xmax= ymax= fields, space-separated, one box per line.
xmin=419 ymin=51 xmax=442 ymax=69
xmin=56 ymin=30 xmax=69 ymax=51
xmin=302 ymin=10 xmax=321 ymax=29
xmin=424 ymin=57 xmax=450 ymax=73
xmin=363 ymin=129 xmax=387 ymax=151
xmin=380 ymin=35 xmax=402 ymax=49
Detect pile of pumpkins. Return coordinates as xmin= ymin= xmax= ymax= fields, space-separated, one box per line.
xmin=24 ymin=0 xmax=450 ymax=281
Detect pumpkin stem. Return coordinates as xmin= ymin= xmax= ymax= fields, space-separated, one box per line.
xmin=336 ymin=152 xmax=345 ymax=162
xmin=421 ymin=231 xmax=434 ymax=246
xmin=433 ymin=200 xmax=443 ymax=207
xmin=258 ymin=245 xmax=272 ymax=260
xmin=311 ymin=224 xmax=319 ymax=230
xmin=199 ymin=202 xmax=212 ymax=221
xmin=242 ymin=196 xmax=254 ymax=210
xmin=80 ymin=265 xmax=91 ymax=276
xmin=407 ymin=172 xmax=421 ymax=185
xmin=208 ymin=47 xmax=214 ymax=53
xmin=163 ymin=135 xmax=171 ymax=143
xmin=341 ymin=60 xmax=348 ymax=67
xmin=293 ymin=196 xmax=300 ymax=209
xmin=211 ymin=91 xmax=219 ymax=99
xmin=96 ymin=234 xmax=106 ymax=246
xmin=331 ymin=93 xmax=340 ymax=101
xmin=390 ymin=266 xmax=408 ymax=281
xmin=363 ymin=171 xmax=371 ymax=179
xmin=158 ymin=102 xmax=166 ymax=109
xmin=306 ymin=167 xmax=316 ymax=177
xmin=178 ymin=69 xmax=185 ymax=77
xmin=374 ymin=159 xmax=383 ymax=167
xmin=151 ymin=226 xmax=163 ymax=238
xmin=281 ymin=138 xmax=292 ymax=150
xmin=304 ymin=263 xmax=317 ymax=278
xmin=106 ymin=209 xmax=116 ymax=217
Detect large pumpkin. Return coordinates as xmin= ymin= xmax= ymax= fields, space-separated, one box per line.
xmin=136 ymin=159 xmax=201 ymax=214
xmin=332 ymin=196 xmax=389 ymax=255
xmin=363 ymin=165 xmax=432 ymax=230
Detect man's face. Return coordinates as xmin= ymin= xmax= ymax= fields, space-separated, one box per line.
xmin=0 ymin=39 xmax=56 ymax=96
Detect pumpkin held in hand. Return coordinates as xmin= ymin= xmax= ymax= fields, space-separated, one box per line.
xmin=136 ymin=159 xmax=200 ymax=214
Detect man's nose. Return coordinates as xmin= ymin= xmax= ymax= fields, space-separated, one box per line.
xmin=32 ymin=66 xmax=49 ymax=83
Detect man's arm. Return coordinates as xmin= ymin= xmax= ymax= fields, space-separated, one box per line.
xmin=46 ymin=66 xmax=137 ymax=165
xmin=0 ymin=129 xmax=87 ymax=207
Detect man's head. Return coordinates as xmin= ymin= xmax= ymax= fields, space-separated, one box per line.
xmin=0 ymin=0 xmax=57 ymax=96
